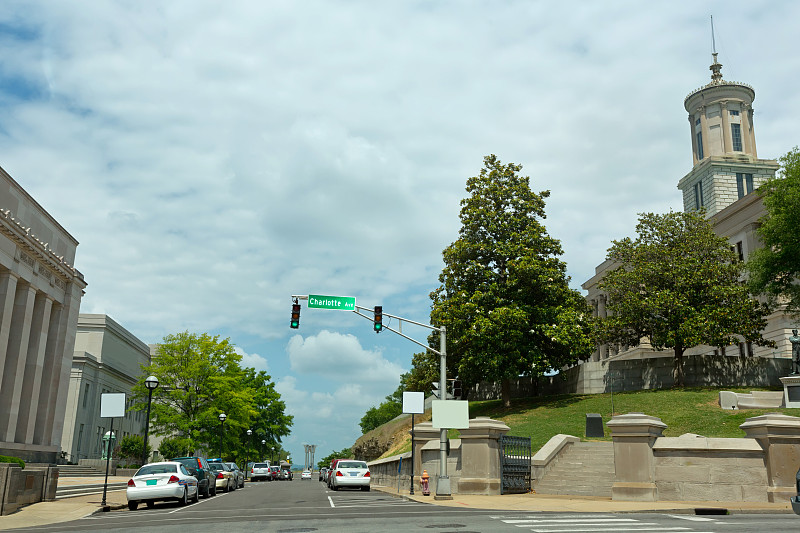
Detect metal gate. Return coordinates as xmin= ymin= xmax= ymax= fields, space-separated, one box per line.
xmin=499 ymin=435 xmax=531 ymax=494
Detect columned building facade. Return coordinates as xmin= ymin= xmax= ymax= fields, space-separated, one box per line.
xmin=61 ymin=314 xmax=151 ymax=463
xmin=0 ymin=165 xmax=86 ymax=462
xmin=582 ymin=54 xmax=791 ymax=365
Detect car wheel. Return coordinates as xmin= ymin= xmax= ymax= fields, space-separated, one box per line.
xmin=210 ymin=483 xmax=217 ymax=496
xmin=128 ymin=501 xmax=138 ymax=511
xmin=201 ymin=481 xmax=210 ymax=498
xmin=146 ymin=501 xmax=155 ymax=508
xmin=192 ymin=488 xmax=199 ymax=503
xmin=179 ymin=487 xmax=188 ymax=506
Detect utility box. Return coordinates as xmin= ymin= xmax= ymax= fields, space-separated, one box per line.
xmin=585 ymin=413 xmax=604 ymax=438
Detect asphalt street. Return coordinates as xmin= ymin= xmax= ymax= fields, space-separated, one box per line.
xmin=5 ymin=479 xmax=799 ymax=533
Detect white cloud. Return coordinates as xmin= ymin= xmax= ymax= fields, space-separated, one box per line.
xmin=235 ymin=346 xmax=268 ymax=372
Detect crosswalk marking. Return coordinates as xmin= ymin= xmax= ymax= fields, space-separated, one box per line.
xmin=489 ymin=513 xmax=718 ymax=533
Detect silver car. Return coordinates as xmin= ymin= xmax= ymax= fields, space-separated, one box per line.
xmin=225 ymin=462 xmax=245 ymax=488
xmin=250 ymin=462 xmax=271 ymax=481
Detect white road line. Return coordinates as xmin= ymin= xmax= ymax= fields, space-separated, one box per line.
xmin=526 ymin=528 xmax=692 ymax=533
xmin=666 ymin=515 xmax=719 ymax=521
xmin=503 ymin=518 xmax=639 ymax=524
xmin=328 ymin=495 xmax=335 ymax=508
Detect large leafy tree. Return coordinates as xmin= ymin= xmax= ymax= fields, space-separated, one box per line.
xmin=131 ymin=331 xmax=292 ymax=459
xmin=596 ymin=210 xmax=773 ymax=386
xmin=429 ymin=155 xmax=593 ymax=407
xmin=748 ymin=147 xmax=800 ymax=318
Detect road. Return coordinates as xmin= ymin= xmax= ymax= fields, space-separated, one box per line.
xmin=7 ymin=479 xmax=800 ymax=532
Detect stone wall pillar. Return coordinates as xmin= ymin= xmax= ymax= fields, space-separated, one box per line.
xmin=411 ymin=421 xmax=440 ymax=478
xmin=0 ymin=282 xmax=36 ymax=442
xmin=740 ymin=413 xmax=800 ymax=502
xmin=0 ymin=271 xmax=19 ymax=388
xmin=606 ymin=412 xmax=667 ymax=501
xmin=720 ymin=101 xmax=733 ymax=153
xmin=457 ymin=417 xmax=509 ymax=495
xmin=17 ymin=294 xmax=53 ymax=443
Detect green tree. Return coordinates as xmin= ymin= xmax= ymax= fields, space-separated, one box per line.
xmin=131 ymin=331 xmax=292 ymax=459
xmin=596 ymin=210 xmax=773 ymax=386
xmin=429 ymin=155 xmax=593 ymax=407
xmin=359 ymin=401 xmax=402 ymax=433
xmin=118 ymin=435 xmax=151 ymax=465
xmin=317 ymin=447 xmax=354 ymax=469
xmin=158 ymin=436 xmax=191 ymax=459
xmin=748 ymin=147 xmax=800 ymax=317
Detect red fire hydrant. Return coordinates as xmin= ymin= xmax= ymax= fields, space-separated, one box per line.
xmin=420 ymin=469 xmax=430 ymax=496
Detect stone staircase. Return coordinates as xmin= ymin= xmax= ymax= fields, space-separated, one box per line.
xmin=57 ymin=464 xmax=106 ymax=477
xmin=533 ymin=441 xmax=615 ymax=497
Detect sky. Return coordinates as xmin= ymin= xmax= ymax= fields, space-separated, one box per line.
xmin=1 ymin=1 xmax=799 ymax=466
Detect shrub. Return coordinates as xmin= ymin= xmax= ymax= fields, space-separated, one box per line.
xmin=0 ymin=455 xmax=25 ymax=469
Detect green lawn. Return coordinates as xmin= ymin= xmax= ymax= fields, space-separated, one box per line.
xmin=467 ymin=387 xmax=800 ymax=451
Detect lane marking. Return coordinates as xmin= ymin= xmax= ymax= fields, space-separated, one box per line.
xmin=328 ymin=495 xmax=335 ymax=508
xmin=666 ymin=515 xmax=718 ymax=521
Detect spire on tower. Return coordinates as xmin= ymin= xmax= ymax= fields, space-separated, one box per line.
xmin=709 ymin=16 xmax=723 ymax=83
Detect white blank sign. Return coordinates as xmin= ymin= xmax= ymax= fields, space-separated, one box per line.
xmin=402 ymin=391 xmax=425 ymax=414
xmin=100 ymin=393 xmax=126 ymax=418
xmin=431 ymin=400 xmax=469 ymax=429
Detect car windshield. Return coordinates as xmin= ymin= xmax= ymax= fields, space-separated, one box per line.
xmin=136 ymin=464 xmax=178 ymax=476
xmin=208 ymin=464 xmax=223 ymax=471
xmin=337 ymin=461 xmax=367 ymax=469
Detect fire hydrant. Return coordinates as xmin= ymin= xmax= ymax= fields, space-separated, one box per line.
xmin=420 ymin=469 xmax=430 ymax=496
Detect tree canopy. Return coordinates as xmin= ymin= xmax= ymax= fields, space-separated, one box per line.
xmin=595 ymin=210 xmax=773 ymax=386
xmin=131 ymin=331 xmax=292 ymax=461
xmin=748 ymin=147 xmax=800 ymax=318
xmin=427 ymin=154 xmax=593 ymax=406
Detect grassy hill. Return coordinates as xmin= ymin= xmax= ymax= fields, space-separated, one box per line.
xmin=370 ymin=387 xmax=800 ymax=459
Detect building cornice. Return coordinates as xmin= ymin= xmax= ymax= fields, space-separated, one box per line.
xmin=677 ymin=156 xmax=779 ymax=190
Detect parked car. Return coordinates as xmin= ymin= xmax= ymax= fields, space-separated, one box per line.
xmin=250 ymin=462 xmax=272 ymax=482
xmin=208 ymin=462 xmax=236 ymax=492
xmin=279 ymin=466 xmax=292 ymax=480
xmin=269 ymin=465 xmax=280 ymax=481
xmin=318 ymin=467 xmax=328 ymax=482
xmin=226 ymin=462 xmax=245 ymax=488
xmin=126 ymin=461 xmax=199 ymax=510
xmin=326 ymin=459 xmax=344 ymax=488
xmin=301 ymin=470 xmax=312 ymax=480
xmin=172 ymin=456 xmax=217 ymax=498
xmin=329 ymin=460 xmax=370 ymax=491
xmin=792 ymin=466 xmax=800 ymax=515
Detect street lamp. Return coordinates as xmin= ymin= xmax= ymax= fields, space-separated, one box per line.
xmin=142 ymin=375 xmax=159 ymax=466
xmin=218 ymin=413 xmax=227 ymax=458
xmin=246 ymin=429 xmax=252 ymax=479
xmin=261 ymin=439 xmax=266 ymax=461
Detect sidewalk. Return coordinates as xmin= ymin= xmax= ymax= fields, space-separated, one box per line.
xmin=372 ymin=485 xmax=795 ymax=515
xmin=0 ymin=479 xmax=794 ymax=531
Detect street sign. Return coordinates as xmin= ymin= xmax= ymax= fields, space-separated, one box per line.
xmin=307 ymin=294 xmax=356 ymax=311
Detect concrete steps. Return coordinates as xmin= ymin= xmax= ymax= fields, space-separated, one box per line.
xmin=534 ymin=441 xmax=614 ymax=497
xmin=56 ymin=481 xmax=128 ymax=499
xmin=57 ymin=465 xmax=107 ymax=477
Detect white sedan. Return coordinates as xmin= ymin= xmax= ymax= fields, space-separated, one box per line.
xmin=329 ymin=460 xmax=370 ymax=491
xmin=126 ymin=461 xmax=199 ymax=510
xmin=301 ymin=470 xmax=312 ymax=480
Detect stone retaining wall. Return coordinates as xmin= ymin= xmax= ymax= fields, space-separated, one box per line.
xmin=0 ymin=463 xmax=58 ymax=515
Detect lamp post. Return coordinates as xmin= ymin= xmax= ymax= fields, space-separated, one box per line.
xmin=261 ymin=439 xmax=266 ymax=461
xmin=142 ymin=375 xmax=159 ymax=466
xmin=246 ymin=429 xmax=252 ymax=479
xmin=218 ymin=413 xmax=227 ymax=458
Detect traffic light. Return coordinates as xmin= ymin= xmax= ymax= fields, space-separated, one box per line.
xmin=431 ymin=382 xmax=441 ymax=399
xmin=290 ymin=303 xmax=301 ymax=329
xmin=373 ymin=305 xmax=383 ymax=333
xmin=452 ymin=379 xmax=462 ymax=399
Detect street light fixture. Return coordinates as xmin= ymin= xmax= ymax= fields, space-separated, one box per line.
xmin=261 ymin=439 xmax=266 ymax=461
xmin=142 ymin=375 xmax=159 ymax=466
xmin=246 ymin=429 xmax=252 ymax=479
xmin=218 ymin=413 xmax=227 ymax=458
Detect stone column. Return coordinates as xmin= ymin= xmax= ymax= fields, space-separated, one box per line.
xmin=720 ymin=101 xmax=733 ymax=153
xmin=0 ymin=271 xmax=19 ymax=389
xmin=742 ymin=105 xmax=756 ymax=157
xmin=34 ymin=303 xmax=62 ymax=445
xmin=17 ymin=293 xmax=53 ymax=443
xmin=0 ymin=282 xmax=36 ymax=442
xmin=606 ymin=412 xmax=667 ymax=501
xmin=699 ymin=106 xmax=710 ymax=158
xmin=740 ymin=413 xmax=800 ymax=502
xmin=597 ymin=295 xmax=608 ymax=359
xmin=689 ymin=114 xmax=699 ymax=165
xmin=457 ymin=417 xmax=510 ymax=495
xmin=411 ymin=421 xmax=441 ymax=479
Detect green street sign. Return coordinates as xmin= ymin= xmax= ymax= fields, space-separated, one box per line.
xmin=307 ymin=294 xmax=356 ymax=311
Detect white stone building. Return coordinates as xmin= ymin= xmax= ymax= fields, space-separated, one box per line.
xmin=0 ymin=165 xmax=87 ymax=463
xmin=582 ymin=54 xmax=793 ymax=366
xmin=60 ymin=314 xmax=151 ymax=463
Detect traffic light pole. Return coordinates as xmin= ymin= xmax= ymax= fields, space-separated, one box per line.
xmin=289 ymin=295 xmax=452 ymax=499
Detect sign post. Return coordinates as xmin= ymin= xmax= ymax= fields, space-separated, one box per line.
xmin=100 ymin=393 xmax=126 ymax=508
xmin=403 ymin=392 xmax=425 ymax=495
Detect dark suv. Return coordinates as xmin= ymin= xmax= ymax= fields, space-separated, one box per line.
xmin=172 ymin=456 xmax=217 ymax=498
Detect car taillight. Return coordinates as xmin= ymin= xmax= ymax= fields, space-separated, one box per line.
xmin=168 ymin=475 xmax=180 ymax=484
xmin=216 ymin=472 xmax=224 ymax=479
xmin=364 ymin=471 xmax=370 ymax=477
xmin=127 ymin=479 xmax=135 ymax=487
xmin=336 ymin=471 xmax=343 ymax=476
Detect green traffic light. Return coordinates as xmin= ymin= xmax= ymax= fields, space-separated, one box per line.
xmin=374 ymin=323 xmax=382 ymax=332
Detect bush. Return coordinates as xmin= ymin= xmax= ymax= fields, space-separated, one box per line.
xmin=0 ymin=455 xmax=25 ymax=469
xmin=158 ymin=436 xmax=192 ymax=460
xmin=119 ymin=435 xmax=152 ymax=464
